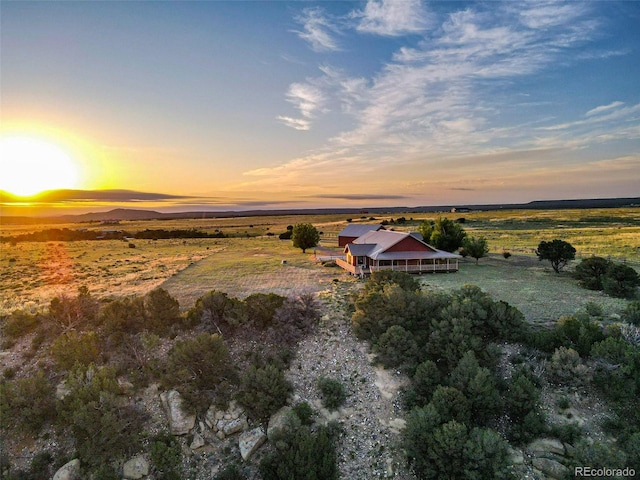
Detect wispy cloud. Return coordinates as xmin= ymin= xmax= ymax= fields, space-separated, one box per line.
xmin=538 ymin=102 xmax=640 ymax=131
xmin=313 ymin=193 xmax=408 ymax=200
xmin=294 ymin=8 xmax=340 ymax=52
xmin=268 ymin=2 xmax=636 ymax=200
xmin=276 ymin=116 xmax=311 ymax=131
xmin=354 ymin=0 xmax=430 ymax=36
xmin=277 ymin=82 xmax=326 ymax=130
xmin=585 ymin=101 xmax=624 ymax=117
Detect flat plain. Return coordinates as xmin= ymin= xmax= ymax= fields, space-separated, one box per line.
xmin=1 ymin=207 xmax=639 ymax=319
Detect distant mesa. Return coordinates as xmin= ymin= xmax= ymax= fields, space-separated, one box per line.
xmin=1 ymin=191 xmax=639 ymax=225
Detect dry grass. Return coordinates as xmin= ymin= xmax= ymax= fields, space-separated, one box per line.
xmin=0 ymin=238 xmax=217 ymax=314
xmin=160 ymin=237 xmax=345 ymax=308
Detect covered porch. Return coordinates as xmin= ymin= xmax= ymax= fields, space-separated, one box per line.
xmin=369 ymin=257 xmax=458 ymax=273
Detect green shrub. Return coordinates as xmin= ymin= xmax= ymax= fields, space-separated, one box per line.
xmin=292 ymin=402 xmax=315 ymax=426
xmin=570 ymin=439 xmax=628 ymax=471
xmin=536 ymin=239 xmax=576 ymax=273
xmin=164 ymin=333 xmax=236 ymax=413
xmin=150 ymin=432 xmax=183 ymax=480
xmin=317 ymin=377 xmax=347 ymax=411
xmin=585 ymin=301 xmax=604 ymax=317
xmin=548 ymin=347 xmax=592 ymax=385
xmin=100 ymin=296 xmax=146 ymax=335
xmin=214 ymin=464 xmax=244 ymax=480
xmin=429 ymin=386 xmax=471 ymax=425
xmin=51 ymin=331 xmax=101 ymax=370
xmin=236 ymin=363 xmax=292 ymax=427
xmin=448 ymin=351 xmax=502 ymax=425
xmin=574 ymin=256 xmax=613 ymax=290
xmin=259 ymin=424 xmax=338 ymax=480
xmin=404 ymin=360 xmax=442 ymax=409
xmin=1 ymin=371 xmax=56 ymax=434
xmin=556 ymin=314 xmax=605 ymax=356
xmin=3 ymin=310 xmax=40 ymax=339
xmin=244 ymin=293 xmax=285 ymax=329
xmin=403 ymin=413 xmax=512 ymax=480
xmin=602 ymin=263 xmax=640 ymax=298
xmin=185 ymin=290 xmax=247 ymax=334
xmin=549 ymin=423 xmax=583 ymax=444
xmin=364 ymin=270 xmax=420 ymax=293
xmin=143 ymin=288 xmax=181 ymax=334
xmin=505 ymin=368 xmax=540 ymax=423
xmin=623 ymin=301 xmax=640 ymax=326
xmin=57 ymin=364 xmax=145 ymax=467
xmin=373 ymin=325 xmax=419 ymax=372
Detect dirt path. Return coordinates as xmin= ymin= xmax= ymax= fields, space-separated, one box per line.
xmin=286 ymin=283 xmax=416 ymax=480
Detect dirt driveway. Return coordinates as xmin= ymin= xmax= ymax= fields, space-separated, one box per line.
xmin=161 ymin=257 xmax=345 ymax=308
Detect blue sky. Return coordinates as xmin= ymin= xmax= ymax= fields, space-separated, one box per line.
xmin=1 ymin=0 xmax=639 ymax=212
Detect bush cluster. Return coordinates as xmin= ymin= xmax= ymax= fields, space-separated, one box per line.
xmin=317 ymin=377 xmax=347 ymax=411
xmin=163 ymin=333 xmax=236 ymax=413
xmin=353 ymin=273 xmax=526 ymax=375
xmin=259 ymin=414 xmax=340 ymax=480
xmin=352 ymin=273 xmax=543 ymax=478
xmin=574 ymin=256 xmax=640 ymax=298
xmin=185 ymin=290 xmax=320 ymax=343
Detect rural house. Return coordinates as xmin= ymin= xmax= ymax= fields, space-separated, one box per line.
xmin=337 ymin=224 xmax=385 ymax=246
xmin=336 ymin=229 xmax=460 ymax=276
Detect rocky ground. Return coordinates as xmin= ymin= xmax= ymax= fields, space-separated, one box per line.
xmin=286 ymin=282 xmax=415 ymax=479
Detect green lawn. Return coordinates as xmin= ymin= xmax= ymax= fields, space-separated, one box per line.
xmin=419 ymin=254 xmax=631 ymax=326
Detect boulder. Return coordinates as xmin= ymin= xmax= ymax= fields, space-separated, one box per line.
xmin=508 ymin=447 xmax=524 ymax=465
xmin=190 ymin=433 xmax=206 ymax=450
xmin=160 ymin=390 xmax=196 ymax=435
xmin=239 ymin=427 xmax=267 ymax=460
xmin=123 ymin=455 xmax=149 ymax=479
xmin=52 ymin=459 xmax=81 ymax=480
xmin=532 ymin=457 xmax=570 ymax=480
xmin=55 ymin=381 xmax=71 ymax=401
xmin=527 ymin=438 xmax=566 ymax=457
xmin=223 ymin=417 xmax=248 ymax=436
xmin=267 ymin=406 xmax=293 ymax=440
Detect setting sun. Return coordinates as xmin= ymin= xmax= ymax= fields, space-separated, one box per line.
xmin=0 ymin=136 xmax=80 ymax=197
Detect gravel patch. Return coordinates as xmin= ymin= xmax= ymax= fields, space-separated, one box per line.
xmin=286 ymin=283 xmax=416 ymax=480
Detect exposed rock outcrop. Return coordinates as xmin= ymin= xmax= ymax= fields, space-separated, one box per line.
xmin=267 ymin=406 xmax=293 ymax=440
xmin=52 ymin=459 xmax=81 ymax=480
xmin=239 ymin=427 xmax=267 ymax=460
xmin=123 ymin=455 xmax=149 ymax=479
xmin=160 ymin=389 xmax=196 ymax=435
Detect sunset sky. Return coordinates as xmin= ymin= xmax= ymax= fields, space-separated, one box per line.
xmin=1 ymin=0 xmax=639 ymax=214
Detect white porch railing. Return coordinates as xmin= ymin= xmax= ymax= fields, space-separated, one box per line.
xmin=369 ymin=263 xmax=458 ymax=273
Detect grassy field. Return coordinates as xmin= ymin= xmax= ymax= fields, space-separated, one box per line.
xmin=420 ymin=255 xmax=630 ymax=326
xmin=0 ymin=238 xmax=217 ymax=314
xmin=1 ymin=207 xmax=638 ymax=317
xmin=160 ymin=237 xmax=343 ymax=308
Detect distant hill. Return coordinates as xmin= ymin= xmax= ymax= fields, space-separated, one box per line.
xmin=1 ymin=197 xmax=639 ymax=225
